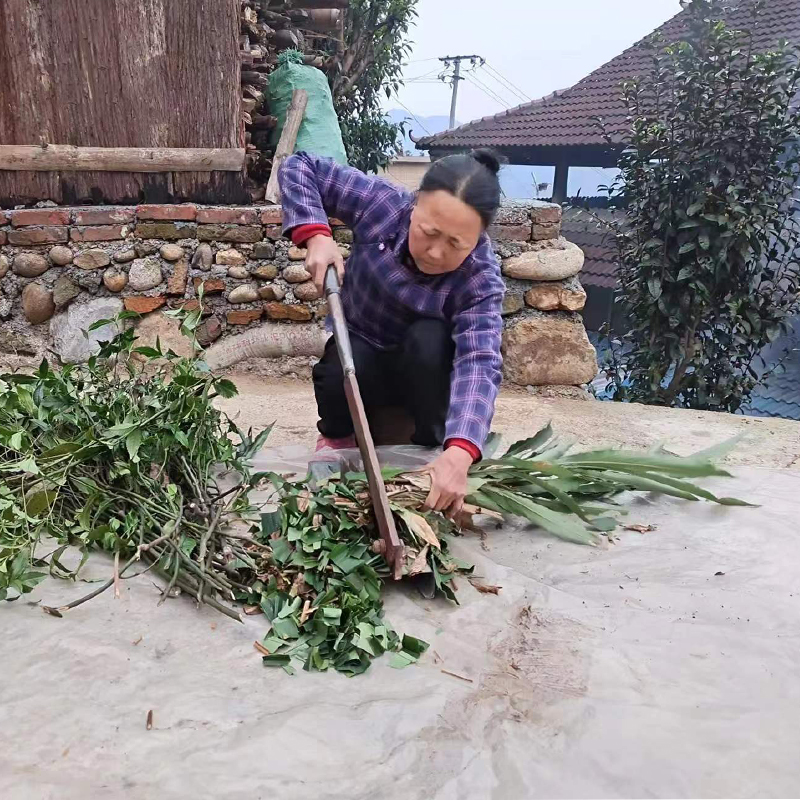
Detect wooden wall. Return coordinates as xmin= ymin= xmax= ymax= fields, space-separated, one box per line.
xmin=0 ymin=0 xmax=247 ymax=205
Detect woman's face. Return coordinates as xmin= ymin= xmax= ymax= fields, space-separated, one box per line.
xmin=408 ymin=190 xmax=483 ymax=275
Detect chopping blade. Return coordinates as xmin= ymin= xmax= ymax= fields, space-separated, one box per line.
xmin=319 ymin=265 xmax=405 ymax=580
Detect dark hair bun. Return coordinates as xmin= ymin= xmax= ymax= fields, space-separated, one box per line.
xmin=471 ymin=148 xmax=503 ymax=175
xmin=420 ymin=149 xmax=503 ymax=227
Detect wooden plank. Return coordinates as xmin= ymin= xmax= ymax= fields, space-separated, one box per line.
xmin=0 ymin=0 xmax=244 ymax=204
xmin=171 ymin=171 xmax=250 ymax=205
xmin=0 ymin=146 xmax=246 ymax=173
xmin=265 ymin=89 xmax=308 ymax=204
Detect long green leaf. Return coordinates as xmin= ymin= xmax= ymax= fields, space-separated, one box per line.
xmin=504 ymin=423 xmax=554 ymax=457
xmin=561 ymin=449 xmax=732 ymax=478
xmin=474 ymin=487 xmax=599 ymax=546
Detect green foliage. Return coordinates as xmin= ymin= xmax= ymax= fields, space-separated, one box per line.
xmin=251 ymin=474 xmax=442 ymax=675
xmin=602 ymin=0 xmax=800 ymax=412
xmin=326 ymin=0 xmax=418 ymax=172
xmin=0 ymin=310 xmax=267 ymax=608
xmin=339 ymin=107 xmax=407 ymax=177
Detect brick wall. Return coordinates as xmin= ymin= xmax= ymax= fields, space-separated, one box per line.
xmin=0 ymin=201 xmax=597 ymax=386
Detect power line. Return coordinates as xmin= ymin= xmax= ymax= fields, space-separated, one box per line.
xmin=465 ymin=72 xmax=512 ymax=109
xmin=394 ymin=99 xmax=432 ymax=136
xmin=483 ymin=61 xmax=531 ymax=101
xmin=464 ymin=74 xmax=509 ymax=109
xmin=483 ymin=61 xmax=532 ymax=103
xmin=478 ymin=66 xmax=529 ymax=105
xmin=404 ymin=67 xmax=441 ymax=83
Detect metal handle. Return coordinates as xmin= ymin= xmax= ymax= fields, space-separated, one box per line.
xmin=323 ymin=264 xmax=355 ymax=375
xmin=323 ymin=263 xmax=341 ymax=297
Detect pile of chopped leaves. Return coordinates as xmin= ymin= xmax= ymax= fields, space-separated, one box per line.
xmin=0 ymin=317 xmax=749 ymax=675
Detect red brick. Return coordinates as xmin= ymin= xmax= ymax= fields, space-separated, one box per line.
xmin=0 ymin=211 xmax=8 ymax=225
xmin=197 ymin=206 xmax=258 ymax=225
xmin=531 ymin=222 xmax=561 ymax=241
xmin=197 ymin=224 xmax=262 ymax=243
xmin=264 ymin=301 xmax=312 ymax=322
xmin=8 ymin=226 xmax=69 ymax=245
xmin=264 ymin=225 xmax=284 ymax=240
xmin=75 ymin=207 xmax=135 ymax=226
xmin=135 ymin=222 xmax=196 ymax=240
xmin=70 ymin=225 xmax=126 ymax=242
xmin=11 ymin=209 xmax=70 ymax=227
xmin=193 ymin=277 xmax=225 ymax=294
xmin=123 ymin=296 xmax=166 ymax=314
xmin=260 ymin=207 xmax=284 ymax=224
xmin=487 ymin=223 xmax=531 ymax=242
xmin=531 ymin=206 xmax=562 ymax=225
xmin=227 ymin=308 xmax=263 ymax=325
xmin=136 ymin=204 xmax=197 ymax=221
xmin=166 ymin=260 xmax=189 ymax=296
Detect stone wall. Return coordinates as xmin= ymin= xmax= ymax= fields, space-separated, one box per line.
xmin=0 ymin=201 xmax=597 ymax=386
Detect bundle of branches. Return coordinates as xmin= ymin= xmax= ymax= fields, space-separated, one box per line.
xmin=0 ymin=311 xmax=269 ymax=615
xmin=246 ymin=428 xmax=749 ymax=675
xmin=1 ymin=320 xmax=748 ymax=677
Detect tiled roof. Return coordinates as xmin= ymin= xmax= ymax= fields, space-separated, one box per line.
xmin=418 ymin=0 xmax=800 ymax=152
xmin=743 ymin=325 xmax=800 ymax=419
xmin=588 ymin=327 xmax=800 ymax=421
xmin=562 ymin=211 xmax=619 ymax=289
xmin=745 ymin=383 xmax=800 ymax=419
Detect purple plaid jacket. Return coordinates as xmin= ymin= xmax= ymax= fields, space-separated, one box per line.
xmin=279 ymin=152 xmax=504 ymax=453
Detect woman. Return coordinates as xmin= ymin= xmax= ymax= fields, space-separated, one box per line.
xmin=279 ymin=148 xmax=505 ymax=516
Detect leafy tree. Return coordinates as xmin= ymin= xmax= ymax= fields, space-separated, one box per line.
xmin=602 ymin=0 xmax=800 ymax=413
xmin=325 ymin=0 xmax=417 ymax=173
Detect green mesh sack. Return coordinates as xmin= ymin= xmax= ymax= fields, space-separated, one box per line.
xmin=268 ymin=50 xmax=348 ymax=165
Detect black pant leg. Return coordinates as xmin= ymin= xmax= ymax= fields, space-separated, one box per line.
xmin=398 ymin=318 xmax=455 ymax=447
xmin=312 ymin=334 xmax=390 ymax=438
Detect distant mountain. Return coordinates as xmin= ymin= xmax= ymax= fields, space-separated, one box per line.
xmin=386 ymin=109 xmax=454 ymax=154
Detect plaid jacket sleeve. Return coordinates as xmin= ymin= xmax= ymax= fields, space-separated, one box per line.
xmin=278 ymin=151 xmax=405 ymax=235
xmin=445 ymin=237 xmax=505 ymax=455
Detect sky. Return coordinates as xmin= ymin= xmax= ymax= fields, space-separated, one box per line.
xmin=386 ymin=0 xmax=682 ymax=195
xmin=391 ymin=0 xmax=682 ymax=127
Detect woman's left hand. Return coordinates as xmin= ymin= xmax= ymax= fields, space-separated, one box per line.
xmin=423 ymin=446 xmax=473 ymax=517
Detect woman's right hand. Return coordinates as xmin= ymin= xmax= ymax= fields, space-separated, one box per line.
xmin=305 ymin=234 xmax=345 ymax=295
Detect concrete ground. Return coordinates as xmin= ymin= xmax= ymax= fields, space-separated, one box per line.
xmin=3 ymin=377 xmax=800 ymax=799
xmin=218 ymin=375 xmax=800 ymax=470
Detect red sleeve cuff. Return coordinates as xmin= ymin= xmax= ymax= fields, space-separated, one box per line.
xmin=445 ymin=438 xmax=481 ymax=463
xmin=291 ymin=224 xmax=332 ymax=246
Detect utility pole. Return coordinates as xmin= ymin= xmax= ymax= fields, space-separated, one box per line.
xmin=439 ymin=55 xmax=483 ymax=129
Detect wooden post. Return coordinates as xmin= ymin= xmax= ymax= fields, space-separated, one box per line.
xmin=265 ymin=89 xmax=308 ymax=205
xmin=553 ymin=159 xmax=570 ymax=204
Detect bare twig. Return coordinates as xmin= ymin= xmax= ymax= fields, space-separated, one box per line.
xmin=441 ymin=669 xmax=474 ymax=684
xmin=113 ymin=552 xmax=120 ymax=599
xmin=45 ymin=551 xmax=141 ymax=614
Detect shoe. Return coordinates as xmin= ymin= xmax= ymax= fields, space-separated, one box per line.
xmin=314 ymin=434 xmax=357 ymax=453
